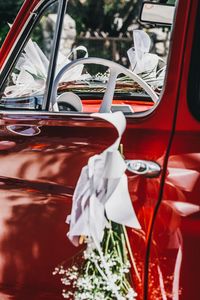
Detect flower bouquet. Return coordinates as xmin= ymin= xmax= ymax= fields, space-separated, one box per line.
xmin=54 ymin=222 xmax=137 ymax=300
xmin=54 ymin=112 xmax=141 ymax=299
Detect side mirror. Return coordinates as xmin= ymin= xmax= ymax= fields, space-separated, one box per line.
xmin=140 ymin=2 xmax=175 ymax=26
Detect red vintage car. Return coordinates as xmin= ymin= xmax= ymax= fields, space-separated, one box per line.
xmin=0 ymin=0 xmax=199 ymax=299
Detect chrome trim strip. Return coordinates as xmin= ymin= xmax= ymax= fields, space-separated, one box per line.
xmin=0 ymin=107 xmax=156 ymax=119
xmin=43 ymin=0 xmax=69 ymax=110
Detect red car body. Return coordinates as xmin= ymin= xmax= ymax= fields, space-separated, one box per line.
xmin=0 ymin=0 xmax=199 ymax=299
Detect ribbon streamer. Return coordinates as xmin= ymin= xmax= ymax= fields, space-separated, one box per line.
xmin=67 ymin=111 xmax=141 ymax=247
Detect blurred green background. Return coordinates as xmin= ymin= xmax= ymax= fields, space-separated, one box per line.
xmin=0 ymin=0 xmax=23 ymax=46
xmin=0 ymin=0 xmax=176 ymax=47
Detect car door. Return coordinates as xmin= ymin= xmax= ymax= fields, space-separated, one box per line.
xmin=0 ymin=0 xmax=190 ymax=299
xmin=147 ymin=1 xmax=200 ymax=300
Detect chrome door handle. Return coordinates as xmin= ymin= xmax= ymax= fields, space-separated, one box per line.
xmin=126 ymin=160 xmax=161 ymax=178
xmin=6 ymin=124 xmax=41 ymax=136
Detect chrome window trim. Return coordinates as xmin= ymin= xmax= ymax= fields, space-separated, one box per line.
xmin=43 ymin=0 xmax=68 ymax=110
xmin=0 ymin=107 xmax=156 ymax=120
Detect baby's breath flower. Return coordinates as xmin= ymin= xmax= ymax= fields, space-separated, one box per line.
xmin=54 ymin=222 xmax=138 ymax=299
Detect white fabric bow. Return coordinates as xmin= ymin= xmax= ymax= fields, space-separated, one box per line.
xmin=5 ymin=41 xmax=89 ymax=98
xmin=127 ymin=30 xmax=159 ymax=76
xmin=127 ymin=29 xmax=166 ymax=88
xmin=67 ymin=111 xmax=141 ymax=247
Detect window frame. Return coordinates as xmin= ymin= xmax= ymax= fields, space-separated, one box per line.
xmin=187 ymin=1 xmax=200 ymax=121
xmin=0 ymin=0 xmax=67 ymax=112
xmin=0 ymin=0 xmax=179 ymax=119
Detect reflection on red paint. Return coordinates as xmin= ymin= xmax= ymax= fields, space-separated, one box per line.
xmin=0 ymin=141 xmax=16 ymax=150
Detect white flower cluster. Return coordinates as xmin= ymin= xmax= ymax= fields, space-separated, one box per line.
xmin=53 ymin=241 xmax=137 ymax=300
xmin=54 ymin=223 xmax=138 ymax=300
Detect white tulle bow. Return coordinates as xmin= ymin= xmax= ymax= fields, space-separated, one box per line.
xmin=67 ymin=111 xmax=141 ymax=247
xmin=5 ymin=41 xmax=89 ymax=98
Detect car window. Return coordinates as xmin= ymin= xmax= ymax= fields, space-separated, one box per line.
xmin=0 ymin=0 xmax=59 ymax=110
xmin=51 ymin=0 xmax=176 ymax=113
xmin=0 ymin=0 xmax=177 ymax=114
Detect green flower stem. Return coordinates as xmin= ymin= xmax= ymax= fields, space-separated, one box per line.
xmin=54 ymin=220 xmax=137 ymax=299
xmin=109 ymin=228 xmax=116 ymax=247
xmin=105 ymin=229 xmax=112 ymax=255
xmin=116 ymin=241 xmax=123 ymax=264
xmin=122 ymin=225 xmax=141 ymax=282
xmin=93 ymin=259 xmax=108 ymax=281
xmin=121 ymin=233 xmax=128 ymax=263
xmin=85 ymin=260 xmax=91 ymax=275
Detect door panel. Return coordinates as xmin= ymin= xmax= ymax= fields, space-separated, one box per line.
xmin=148 ymin=1 xmax=200 ymax=299
xmin=0 ymin=114 xmax=120 ymax=299
xmin=0 ymin=111 xmax=173 ymax=299
xmin=148 ymin=133 xmax=200 ymax=300
xmin=0 ymin=0 xmax=190 ymax=298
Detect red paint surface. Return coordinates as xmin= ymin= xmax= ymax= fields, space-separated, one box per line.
xmin=147 ymin=1 xmax=200 ymax=299
xmin=0 ymin=0 xmax=199 ymax=299
xmin=82 ymin=99 xmax=153 ymax=113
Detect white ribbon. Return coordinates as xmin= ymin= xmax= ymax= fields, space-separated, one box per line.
xmin=67 ymin=112 xmax=140 ymax=299
xmin=127 ymin=30 xmax=158 ymax=75
xmin=127 ymin=29 xmax=166 ymax=88
xmin=57 ymin=45 xmax=89 ymax=82
xmin=4 ymin=41 xmax=89 ymax=98
xmin=67 ymin=111 xmax=141 ymax=247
